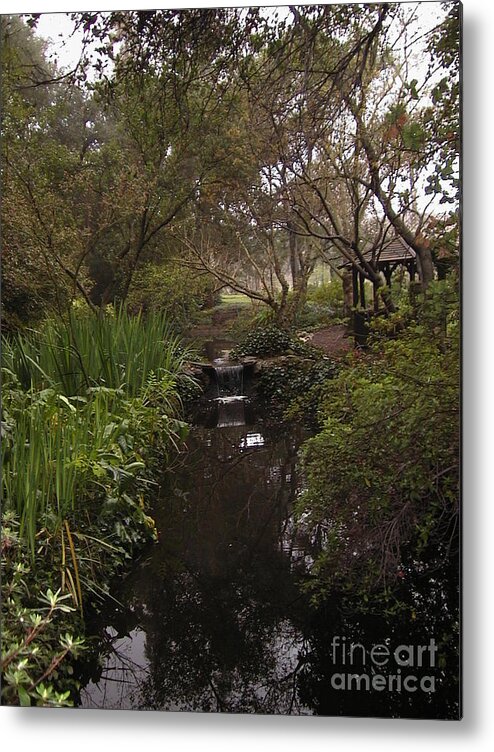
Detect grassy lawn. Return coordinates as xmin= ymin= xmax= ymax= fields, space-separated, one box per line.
xmin=219 ymin=293 xmax=254 ymax=307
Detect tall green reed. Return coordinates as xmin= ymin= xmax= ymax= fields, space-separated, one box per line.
xmin=1 ymin=307 xmax=196 ymax=555
xmin=1 ymin=382 xmax=187 ymax=558
xmin=2 ymin=388 xmax=114 ymax=555
xmin=1 ymin=307 xmax=193 ymax=396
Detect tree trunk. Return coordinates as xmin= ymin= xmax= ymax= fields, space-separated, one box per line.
xmin=288 ymin=222 xmax=300 ymax=289
xmin=415 ymin=243 xmax=435 ymax=290
xmin=342 ymin=270 xmax=353 ymax=316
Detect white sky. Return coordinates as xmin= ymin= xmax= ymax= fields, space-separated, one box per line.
xmin=35 ymin=12 xmax=84 ymax=71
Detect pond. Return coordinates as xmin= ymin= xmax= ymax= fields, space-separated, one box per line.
xmin=75 ymin=374 xmax=459 ymax=717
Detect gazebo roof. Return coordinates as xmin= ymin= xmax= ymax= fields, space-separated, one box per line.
xmin=340 ymin=235 xmax=416 ymax=268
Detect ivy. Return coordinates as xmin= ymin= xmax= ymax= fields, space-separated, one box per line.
xmin=231 ymin=324 xmax=315 ymax=359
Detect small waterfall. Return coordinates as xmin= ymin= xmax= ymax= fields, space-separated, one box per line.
xmin=216 ymin=397 xmax=247 ymax=428
xmin=211 ymin=360 xmax=246 ymax=427
xmin=213 ymin=362 xmax=244 ymax=397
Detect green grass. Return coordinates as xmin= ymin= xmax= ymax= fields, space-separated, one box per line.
xmin=218 ymin=293 xmax=253 ymax=307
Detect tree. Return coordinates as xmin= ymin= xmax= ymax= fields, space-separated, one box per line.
xmin=8 ymin=5 xmax=459 ymax=325
xmin=239 ymin=4 xmax=460 ymax=296
xmin=327 ymin=3 xmax=460 ymax=289
xmin=64 ymin=8 xmax=268 ymax=308
xmin=422 ymin=2 xmax=461 ymax=206
xmin=177 ymin=83 xmax=321 ymax=328
xmin=1 ymin=15 xmax=84 ymax=327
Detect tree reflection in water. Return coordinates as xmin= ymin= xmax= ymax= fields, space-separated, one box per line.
xmin=79 ymin=416 xmax=317 ymax=713
xmin=78 ymin=406 xmax=459 ymax=717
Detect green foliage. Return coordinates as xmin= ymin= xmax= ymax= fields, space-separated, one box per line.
xmin=232 ymin=325 xmax=292 ymax=357
xmin=1 ymin=306 xmax=196 ymax=704
xmin=126 ymin=263 xmax=220 ymax=329
xmin=231 ymin=324 xmax=313 ymax=359
xmin=225 ymin=302 xmax=274 ymax=340
xmin=296 ymin=280 xmax=459 ymax=600
xmin=0 ymin=7 xmax=461 ymax=710
xmin=1 ymin=514 xmax=85 ymax=707
xmin=1 ymin=306 xmax=194 ymax=559
xmin=0 ymin=243 xmax=68 ymax=333
xmin=423 ymin=2 xmax=460 ymax=204
xmin=1 ymin=306 xmax=195 ymax=397
xmin=307 ymin=279 xmax=344 ymax=310
xmin=424 ymin=213 xmax=460 ymax=278
xmin=258 ymin=358 xmax=337 ymax=421
xmin=401 ymin=121 xmax=426 ymax=151
xmin=0 ymin=18 xmax=73 ymax=331
xmin=1 ymin=373 xmax=189 ymax=558
xmin=291 ymin=279 xmax=346 ymax=329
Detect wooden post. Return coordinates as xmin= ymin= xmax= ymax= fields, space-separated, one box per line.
xmin=384 ymin=263 xmax=392 ymax=288
xmin=359 ymin=272 xmax=366 ymax=309
xmin=342 ymin=270 xmax=353 ymax=317
xmin=352 ymin=267 xmax=359 ymax=308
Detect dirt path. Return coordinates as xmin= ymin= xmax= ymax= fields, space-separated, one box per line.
xmin=309 ymin=324 xmax=352 ymax=358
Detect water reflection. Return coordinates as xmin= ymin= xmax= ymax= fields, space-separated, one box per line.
xmin=77 ymin=404 xmax=459 ymax=717
xmin=79 ymin=417 xmax=316 ymax=713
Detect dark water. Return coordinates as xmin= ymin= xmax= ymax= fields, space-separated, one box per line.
xmin=76 ymin=397 xmax=460 ymax=717
xmin=78 ymin=403 xmax=317 ymax=713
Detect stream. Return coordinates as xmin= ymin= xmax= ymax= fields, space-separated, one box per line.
xmin=75 ymin=351 xmax=459 ymax=717
xmin=77 ymin=349 xmax=318 ymax=713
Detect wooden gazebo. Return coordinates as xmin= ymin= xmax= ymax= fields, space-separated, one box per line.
xmin=340 ymin=235 xmax=418 ymax=345
xmin=341 ymin=235 xmax=417 ymax=311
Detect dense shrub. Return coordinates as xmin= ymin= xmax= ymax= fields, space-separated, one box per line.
xmin=296 ymin=279 xmax=460 ymax=599
xmin=226 ymin=301 xmax=273 ymax=340
xmin=1 ymin=514 xmax=86 ymax=707
xmin=0 ymin=244 xmax=72 ymax=334
xmin=306 ymin=279 xmax=344 ymax=314
xmin=231 ymin=324 xmax=315 ymax=359
xmin=231 ymin=323 xmax=337 ymax=421
xmin=294 ymin=302 xmax=335 ymax=329
xmin=226 ymin=281 xmax=346 ymax=338
xmin=258 ymin=358 xmax=337 ymax=420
